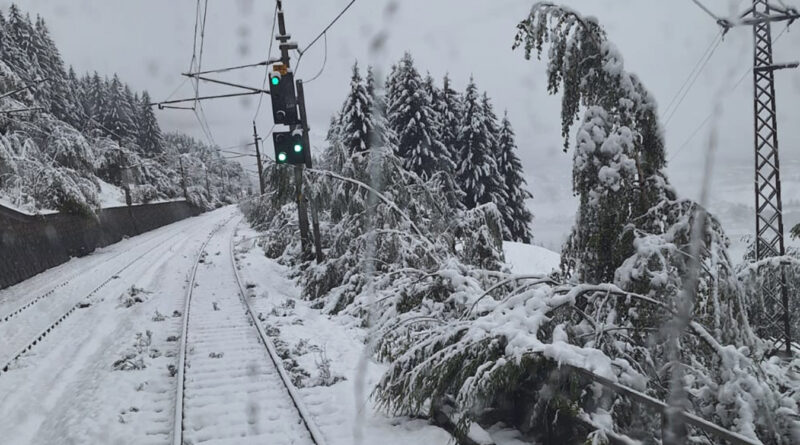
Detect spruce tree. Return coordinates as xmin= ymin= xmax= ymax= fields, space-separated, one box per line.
xmin=85 ymin=72 xmax=108 ymax=133
xmin=456 ymin=77 xmax=504 ymax=210
xmin=515 ymin=5 xmax=671 ymax=283
xmin=0 ymin=11 xmax=6 ymax=60
xmin=104 ymin=74 xmax=136 ymax=139
xmin=340 ymin=63 xmax=371 ymax=155
xmin=33 ymin=16 xmax=84 ymax=127
xmin=437 ymin=74 xmax=462 ymax=162
xmin=5 ymin=6 xmax=37 ymax=79
xmin=386 ymin=53 xmax=454 ymax=179
xmin=480 ymin=92 xmax=508 ymax=214
xmin=137 ymin=91 xmax=165 ymax=156
xmin=496 ymin=111 xmax=533 ymax=243
xmin=365 ymin=66 xmax=392 ymax=150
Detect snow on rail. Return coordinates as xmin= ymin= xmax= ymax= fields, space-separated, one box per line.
xmin=0 ymin=227 xmax=190 ymax=374
xmin=172 ymin=217 xmax=324 ymax=445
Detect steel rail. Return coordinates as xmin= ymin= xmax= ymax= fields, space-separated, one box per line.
xmin=228 ymin=221 xmax=328 ymax=445
xmin=171 ymin=215 xmax=235 ymax=445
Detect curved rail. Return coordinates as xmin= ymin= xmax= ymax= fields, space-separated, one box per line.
xmin=171 ymin=216 xmax=234 ymax=445
xmin=228 ymin=223 xmax=327 ymax=445
xmin=171 ymin=216 xmax=325 ymax=445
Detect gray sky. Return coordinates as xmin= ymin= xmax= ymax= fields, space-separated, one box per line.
xmin=12 ymin=0 xmax=800 ymax=252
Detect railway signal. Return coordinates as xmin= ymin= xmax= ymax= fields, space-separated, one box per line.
xmin=273 ymin=131 xmax=306 ymax=165
xmin=268 ymin=66 xmax=301 ymax=126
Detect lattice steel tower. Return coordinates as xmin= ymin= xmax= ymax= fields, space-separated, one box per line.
xmin=741 ymin=0 xmax=797 ymax=354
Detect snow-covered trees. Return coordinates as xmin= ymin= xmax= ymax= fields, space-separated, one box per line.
xmin=366 ymin=5 xmax=800 ymax=445
xmin=513 ymin=5 xmax=672 ymax=284
xmin=137 ymin=92 xmax=164 ymax=156
xmin=435 ymin=74 xmax=462 ymax=162
xmin=0 ymin=4 xmax=246 ymax=213
xmin=456 ymin=78 xmax=506 ymax=210
xmin=324 ymin=55 xmax=533 ymax=241
xmin=387 ymin=53 xmax=455 ymax=179
xmin=497 ymin=112 xmax=533 ymax=243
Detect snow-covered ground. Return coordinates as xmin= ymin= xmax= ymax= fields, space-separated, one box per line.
xmin=0 ymin=207 xmax=572 ymax=444
xmin=502 ymin=241 xmax=561 ymax=275
xmin=233 ymin=224 xmax=453 ymax=445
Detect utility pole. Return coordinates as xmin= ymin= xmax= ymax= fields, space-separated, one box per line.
xmin=179 ymin=156 xmax=189 ymax=200
xmin=704 ymin=1 xmax=800 ymax=355
xmin=253 ymin=121 xmax=266 ymax=196
xmin=274 ymin=1 xmax=313 ymax=261
xmin=204 ymin=164 xmax=211 ymax=196
xmin=296 ymin=79 xmax=323 ymax=263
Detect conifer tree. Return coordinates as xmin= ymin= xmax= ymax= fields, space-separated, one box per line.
xmin=386 ymin=53 xmax=454 ymax=179
xmin=33 ymin=17 xmax=84 ymax=127
xmin=137 ymin=92 xmax=164 ymax=156
xmin=456 ymin=77 xmax=504 ymax=209
xmin=365 ymin=66 xmax=392 ymax=150
xmin=104 ymin=74 xmax=136 ymax=139
xmin=496 ymin=111 xmax=533 ymax=243
xmin=437 ymin=74 xmax=462 ymax=162
xmin=0 ymin=11 xmax=6 ymax=59
xmin=480 ymin=92 xmax=508 ymax=212
xmin=4 ymin=5 xmax=37 ymax=79
xmin=340 ymin=63 xmax=372 ymax=154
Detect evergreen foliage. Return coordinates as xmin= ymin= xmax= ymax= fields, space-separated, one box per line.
xmin=456 ymin=78 xmax=505 ymax=210
xmin=514 ymin=4 xmax=672 ymax=284
xmin=0 ymin=3 xmax=246 ymax=214
xmin=387 ymin=53 xmax=455 ymax=179
xmin=496 ymin=111 xmax=533 ymax=243
xmin=436 ymin=74 xmax=462 ymax=162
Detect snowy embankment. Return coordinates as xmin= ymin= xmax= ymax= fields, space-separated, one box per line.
xmin=233 ymin=234 xmax=560 ymax=445
xmin=502 ymin=241 xmax=561 ymax=275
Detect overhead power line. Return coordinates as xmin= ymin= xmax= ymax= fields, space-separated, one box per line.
xmin=661 ymin=29 xmax=723 ymax=125
xmin=295 ymin=0 xmax=357 ymax=74
xmin=254 ymin=2 xmax=280 ymax=121
xmin=668 ymin=22 xmax=793 ymax=162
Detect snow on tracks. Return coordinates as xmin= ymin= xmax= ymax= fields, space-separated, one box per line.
xmin=0 ymin=222 xmax=202 ymax=374
xmin=173 ymin=218 xmax=323 ymax=445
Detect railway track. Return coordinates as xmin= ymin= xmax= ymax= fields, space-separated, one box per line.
xmin=0 ymin=218 xmax=226 ymax=375
xmin=0 ymin=226 xmax=180 ymax=325
xmin=172 ymin=218 xmax=325 ymax=445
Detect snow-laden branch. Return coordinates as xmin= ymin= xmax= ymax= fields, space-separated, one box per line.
xmin=305 ymin=166 xmax=436 ymax=252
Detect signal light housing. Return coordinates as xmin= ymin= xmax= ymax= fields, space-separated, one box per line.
xmin=268 ymin=71 xmax=300 ymax=125
xmin=273 ymin=131 xmax=306 ymax=165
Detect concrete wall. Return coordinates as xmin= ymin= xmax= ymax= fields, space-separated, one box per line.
xmin=0 ymin=201 xmax=202 ymax=290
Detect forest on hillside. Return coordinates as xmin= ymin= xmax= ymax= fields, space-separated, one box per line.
xmin=244 ymin=4 xmax=800 ymax=445
xmin=0 ymin=4 xmax=247 ymax=215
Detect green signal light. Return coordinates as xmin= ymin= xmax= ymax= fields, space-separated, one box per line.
xmin=277 ymin=152 xmax=287 ymax=162
xmin=293 ymin=144 xmax=303 ymax=153
xmin=271 ymin=76 xmax=280 ymax=86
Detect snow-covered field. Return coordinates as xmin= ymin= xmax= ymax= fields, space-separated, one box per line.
xmin=0 ymin=207 xmax=570 ymax=444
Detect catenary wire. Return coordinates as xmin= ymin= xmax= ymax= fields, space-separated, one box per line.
xmin=253 ymin=3 xmax=279 ymax=121
xmin=295 ymin=0 xmax=356 ymax=74
xmin=668 ymin=23 xmax=793 ymax=162
xmin=663 ymin=30 xmax=724 ymax=127
xmin=662 ymin=29 xmax=723 ymax=121
xmin=304 ymin=33 xmax=328 ymax=84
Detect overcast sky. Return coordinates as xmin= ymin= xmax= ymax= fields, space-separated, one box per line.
xmin=10 ymin=0 xmax=800 ymax=251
